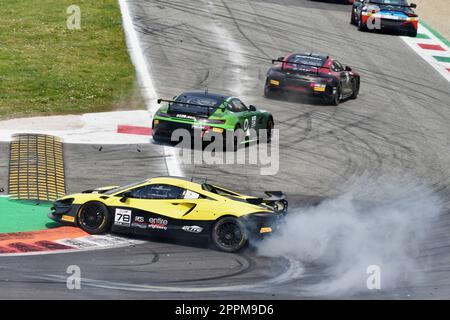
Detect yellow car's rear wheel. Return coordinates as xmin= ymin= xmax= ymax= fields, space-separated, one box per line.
xmin=212 ymin=217 xmax=248 ymax=252
xmin=77 ymin=201 xmax=112 ymax=234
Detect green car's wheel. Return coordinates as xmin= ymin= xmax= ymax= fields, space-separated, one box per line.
xmin=212 ymin=217 xmax=248 ymax=252
xmin=257 ymin=118 xmax=274 ymax=144
xmin=77 ymin=201 xmax=112 ymax=234
xmin=152 ymin=134 xmax=163 ymax=144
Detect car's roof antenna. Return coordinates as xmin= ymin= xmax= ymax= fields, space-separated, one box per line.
xmin=205 ymin=87 xmax=208 ymax=95
xmin=190 ymin=176 xmax=194 ymax=182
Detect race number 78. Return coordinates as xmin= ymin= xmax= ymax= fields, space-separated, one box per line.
xmin=114 ymin=209 xmax=131 ymax=226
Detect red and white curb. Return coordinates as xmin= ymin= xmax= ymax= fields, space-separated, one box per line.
xmin=401 ymin=22 xmax=450 ymax=82
xmin=0 ymin=110 xmax=152 ymax=145
xmin=0 ymin=233 xmax=144 ymax=257
xmin=118 ymin=0 xmax=183 ymax=177
xmin=55 ymin=234 xmax=145 ymax=253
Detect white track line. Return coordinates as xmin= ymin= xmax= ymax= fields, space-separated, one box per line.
xmin=119 ymin=0 xmax=183 ymax=177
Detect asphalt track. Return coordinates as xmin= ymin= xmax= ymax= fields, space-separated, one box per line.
xmin=1 ymin=0 xmax=450 ymax=299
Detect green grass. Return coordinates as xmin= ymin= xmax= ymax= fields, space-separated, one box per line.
xmin=0 ymin=0 xmax=142 ymax=120
xmin=0 ymin=197 xmax=57 ymax=233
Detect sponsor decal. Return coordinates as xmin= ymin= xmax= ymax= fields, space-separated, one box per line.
xmin=114 ymin=208 xmax=132 ymax=226
xmin=176 ymin=114 xmax=196 ymax=120
xmin=61 ymin=215 xmax=75 ymax=223
xmin=148 ymin=217 xmax=168 ymax=230
xmin=251 ymin=116 xmax=257 ymax=129
xmin=131 ymin=223 xmax=147 ymax=229
xmin=182 ymin=225 xmax=203 ymax=234
xmin=134 ymin=216 xmax=145 ymax=223
xmin=131 ymin=215 xmax=147 ymax=229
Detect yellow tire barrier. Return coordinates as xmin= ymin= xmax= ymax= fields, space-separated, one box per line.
xmin=8 ymin=134 xmax=65 ymax=201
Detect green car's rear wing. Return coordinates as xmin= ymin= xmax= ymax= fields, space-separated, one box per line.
xmin=157 ymin=98 xmax=220 ymax=117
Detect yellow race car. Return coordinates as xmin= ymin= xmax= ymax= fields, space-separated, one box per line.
xmin=49 ymin=177 xmax=288 ymax=252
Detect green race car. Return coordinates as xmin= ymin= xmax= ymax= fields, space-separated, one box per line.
xmin=152 ymin=91 xmax=274 ymax=148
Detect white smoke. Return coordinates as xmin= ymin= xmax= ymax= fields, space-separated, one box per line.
xmin=257 ymin=181 xmax=443 ymax=296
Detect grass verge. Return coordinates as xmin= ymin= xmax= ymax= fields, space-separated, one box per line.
xmin=0 ymin=0 xmax=142 ymax=120
xmin=0 ymin=197 xmax=56 ymax=233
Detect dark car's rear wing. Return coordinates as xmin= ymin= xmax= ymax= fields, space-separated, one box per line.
xmin=271 ymin=58 xmax=331 ymax=74
xmin=157 ymin=98 xmax=218 ymax=117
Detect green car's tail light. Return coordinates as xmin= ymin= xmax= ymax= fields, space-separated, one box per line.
xmin=199 ymin=119 xmax=226 ymax=124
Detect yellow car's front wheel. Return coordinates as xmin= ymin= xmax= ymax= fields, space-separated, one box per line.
xmin=77 ymin=201 xmax=112 ymax=234
xmin=212 ymin=217 xmax=248 ymax=252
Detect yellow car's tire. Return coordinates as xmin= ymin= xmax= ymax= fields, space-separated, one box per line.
xmin=77 ymin=201 xmax=112 ymax=234
xmin=211 ymin=217 xmax=248 ymax=252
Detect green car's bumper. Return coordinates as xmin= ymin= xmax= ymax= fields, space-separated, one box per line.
xmin=152 ymin=117 xmax=231 ymax=141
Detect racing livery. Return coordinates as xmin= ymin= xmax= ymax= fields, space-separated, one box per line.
xmin=152 ymin=91 xmax=274 ymax=148
xmin=351 ymin=0 xmax=418 ymax=37
xmin=49 ymin=177 xmax=288 ymax=252
xmin=264 ymin=53 xmax=360 ymax=105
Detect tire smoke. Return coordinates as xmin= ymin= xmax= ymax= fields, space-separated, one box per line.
xmin=257 ymin=181 xmax=443 ymax=296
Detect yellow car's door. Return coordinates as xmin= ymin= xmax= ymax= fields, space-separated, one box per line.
xmin=107 ymin=183 xmax=190 ymax=214
xmin=107 ymin=183 xmax=215 ymax=234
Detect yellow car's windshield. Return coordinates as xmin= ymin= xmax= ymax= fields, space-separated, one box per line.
xmin=103 ymin=180 xmax=148 ymax=195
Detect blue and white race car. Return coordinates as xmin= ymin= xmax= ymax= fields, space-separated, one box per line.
xmin=351 ymin=0 xmax=419 ymax=37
